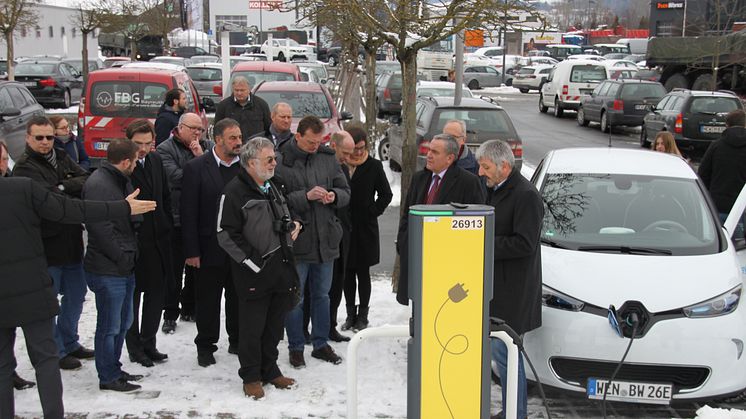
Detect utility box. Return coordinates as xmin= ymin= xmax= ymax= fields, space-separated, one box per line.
xmin=406 ymin=204 xmax=495 ymax=419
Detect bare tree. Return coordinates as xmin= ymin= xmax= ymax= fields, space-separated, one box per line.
xmin=0 ymin=0 xmax=38 ymax=80
xmin=139 ymin=0 xmax=180 ymax=51
xmin=100 ymin=0 xmax=150 ymax=59
xmin=69 ymin=1 xmax=109 ymax=79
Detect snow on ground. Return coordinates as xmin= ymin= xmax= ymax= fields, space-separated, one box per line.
xmin=382 ymin=160 xmax=401 ymax=207
xmin=697 ymin=406 xmax=746 ymax=419
xmin=45 ymin=105 xmax=79 ymax=114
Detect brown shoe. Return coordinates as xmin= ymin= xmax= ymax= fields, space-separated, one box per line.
xmin=311 ymin=345 xmax=342 ymax=365
xmin=289 ymin=350 xmax=306 ymax=368
xmin=267 ymin=375 xmax=296 ymax=389
xmin=243 ymin=381 xmax=264 ymax=399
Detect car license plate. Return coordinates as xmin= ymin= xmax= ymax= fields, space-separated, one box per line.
xmin=580 ymin=89 xmax=593 ymax=95
xmin=635 ymin=104 xmax=649 ymax=110
xmin=587 ymin=378 xmax=672 ymax=405
xmin=24 ymin=81 xmax=36 ymax=87
xmin=93 ymin=142 xmax=109 ymax=151
xmin=701 ymin=125 xmax=726 ymax=134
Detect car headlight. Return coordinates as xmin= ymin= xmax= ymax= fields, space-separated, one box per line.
xmin=683 ymin=285 xmax=741 ymax=318
xmin=542 ymin=285 xmax=585 ymax=312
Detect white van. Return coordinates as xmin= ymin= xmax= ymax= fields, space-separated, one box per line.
xmin=616 ymin=38 xmax=649 ymax=54
xmin=539 ymin=59 xmax=607 ymax=117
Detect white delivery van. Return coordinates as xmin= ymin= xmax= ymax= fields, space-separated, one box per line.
xmin=539 ymin=59 xmax=607 ymax=117
xmin=616 ymin=38 xmax=649 ymax=54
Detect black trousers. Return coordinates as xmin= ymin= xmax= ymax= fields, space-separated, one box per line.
xmin=345 ymin=266 xmax=372 ymax=309
xmin=237 ymin=291 xmax=292 ymax=383
xmin=329 ymin=254 xmax=346 ymax=328
xmin=164 ymin=227 xmax=196 ymax=321
xmin=194 ymin=263 xmax=238 ymax=355
xmin=0 ymin=318 xmax=63 ymax=419
xmin=125 ymin=284 xmax=165 ymax=356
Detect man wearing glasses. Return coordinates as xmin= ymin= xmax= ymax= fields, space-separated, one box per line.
xmin=13 ymin=116 xmax=93 ymax=371
xmin=443 ymin=119 xmax=478 ymax=176
xmin=157 ymin=113 xmax=214 ymax=334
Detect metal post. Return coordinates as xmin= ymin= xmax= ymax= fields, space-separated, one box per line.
xmin=346 ymin=326 xmax=409 ymax=419
xmin=220 ymin=29 xmax=230 ymax=98
xmin=490 ymin=331 xmax=519 ymax=419
xmin=454 ymin=20 xmax=464 ymax=105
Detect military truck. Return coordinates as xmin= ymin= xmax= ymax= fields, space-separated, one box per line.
xmin=646 ymin=30 xmax=746 ymax=94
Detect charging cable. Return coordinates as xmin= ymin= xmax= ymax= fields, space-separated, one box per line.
xmin=601 ymin=313 xmax=639 ymax=419
xmin=434 ymin=283 xmax=470 ymax=419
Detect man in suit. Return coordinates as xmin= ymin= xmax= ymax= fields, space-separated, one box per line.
xmin=124 ymin=120 xmax=173 ymax=368
xmin=396 ymin=134 xmax=484 ymax=305
xmin=181 ymin=118 xmax=243 ymax=367
xmin=476 ymin=139 xmax=543 ymax=419
xmin=443 ymin=119 xmax=478 ymax=175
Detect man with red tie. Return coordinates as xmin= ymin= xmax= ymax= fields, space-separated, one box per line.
xmin=395 ymin=134 xmax=484 ymax=305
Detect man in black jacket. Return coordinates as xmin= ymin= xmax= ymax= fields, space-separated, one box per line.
xmin=269 ymin=102 xmax=294 ymax=148
xmin=157 ymin=113 xmax=214 ymax=333
xmin=217 ymin=137 xmax=301 ymax=399
xmin=699 ymin=109 xmax=746 ymax=237
xmin=13 ymin=116 xmax=94 ymax=371
xmin=396 ymin=134 xmax=485 ymax=306
xmin=154 ymin=88 xmax=186 ymax=145
xmin=213 ymin=76 xmax=271 ymax=142
xmin=181 ymin=118 xmax=242 ymax=367
xmin=477 ymin=139 xmax=543 ymax=419
xmin=124 ymin=120 xmax=173 ymax=368
xmin=83 ymin=138 xmax=146 ymax=393
xmin=0 ymin=176 xmax=156 ymax=419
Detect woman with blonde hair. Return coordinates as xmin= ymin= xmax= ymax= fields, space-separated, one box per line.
xmin=652 ymin=131 xmax=682 ymax=156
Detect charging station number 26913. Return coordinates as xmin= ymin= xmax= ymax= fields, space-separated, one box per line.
xmin=451 ymin=218 xmax=483 ymax=230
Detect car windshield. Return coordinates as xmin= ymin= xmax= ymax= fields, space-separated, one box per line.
xmin=0 ymin=61 xmax=7 ymax=72
xmin=256 ymin=91 xmax=332 ymax=118
xmin=152 ymin=57 xmax=184 ymax=65
xmin=187 ymin=68 xmax=221 ymax=81
xmin=539 ymin=173 xmax=719 ymax=255
xmin=89 ymin=81 xmax=168 ymax=118
xmin=281 ymin=39 xmax=300 ymax=47
xmin=417 ymin=88 xmax=473 ymax=98
xmin=15 ymin=63 xmax=56 ymax=75
xmin=233 ymin=71 xmax=296 ymax=85
xmin=570 ymin=65 xmax=607 ymax=83
xmin=432 ymin=108 xmax=514 ymax=136
xmin=689 ymin=97 xmax=741 ymax=114
xmin=620 ymin=83 xmax=666 ymax=100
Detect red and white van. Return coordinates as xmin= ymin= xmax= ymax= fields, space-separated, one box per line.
xmin=79 ymin=67 xmax=212 ymax=167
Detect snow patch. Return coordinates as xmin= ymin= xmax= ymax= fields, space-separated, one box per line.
xmin=697 ymin=406 xmax=746 ymax=418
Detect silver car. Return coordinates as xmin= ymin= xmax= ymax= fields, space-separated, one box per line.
xmin=186 ymin=63 xmax=221 ymax=111
xmin=295 ymin=61 xmax=329 ymax=84
xmin=463 ymin=65 xmax=512 ymax=89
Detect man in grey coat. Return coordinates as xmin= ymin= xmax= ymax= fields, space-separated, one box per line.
xmin=276 ymin=115 xmax=350 ymax=368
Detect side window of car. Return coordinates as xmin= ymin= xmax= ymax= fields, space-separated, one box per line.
xmin=607 ymin=83 xmax=620 ymax=97
xmin=58 ymin=64 xmax=70 ymax=77
xmin=7 ymin=87 xmax=27 ymax=108
xmin=0 ymin=88 xmax=13 ymax=109
xmin=669 ymin=96 xmax=684 ymax=111
xmin=19 ymin=87 xmax=37 ymax=106
xmin=465 ymin=67 xmax=475 ymax=73
xmin=485 ymin=67 xmax=499 ymax=75
xmin=593 ymin=82 xmax=607 ymax=95
xmin=415 ymin=101 xmax=426 ymax=127
xmin=656 ymin=95 xmax=671 ymax=110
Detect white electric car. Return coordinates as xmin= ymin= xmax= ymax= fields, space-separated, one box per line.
xmin=524 ymin=148 xmax=746 ymax=404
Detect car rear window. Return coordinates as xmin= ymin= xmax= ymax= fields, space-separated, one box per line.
xmin=570 ymin=65 xmax=606 ymax=83
xmin=89 ymin=81 xmax=168 ymax=117
xmin=255 ymin=91 xmax=332 ymax=119
xmin=389 ymin=74 xmax=402 ymax=88
xmin=187 ymin=68 xmax=221 ymax=81
xmin=620 ymin=83 xmax=666 ymax=100
xmin=432 ymin=108 xmax=514 ymax=136
xmin=689 ymin=97 xmax=741 ymax=114
xmin=233 ymin=71 xmax=296 ymax=85
xmin=15 ymin=63 xmax=56 ymax=75
xmin=417 ymin=88 xmax=473 ymax=98
xmin=517 ymin=67 xmax=535 ymax=75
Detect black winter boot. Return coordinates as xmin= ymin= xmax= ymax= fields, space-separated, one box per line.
xmin=354 ymin=306 xmax=369 ymax=331
xmin=340 ymin=305 xmax=357 ymax=331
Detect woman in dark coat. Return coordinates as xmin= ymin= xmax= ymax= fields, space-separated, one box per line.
xmin=341 ymin=127 xmax=393 ymax=331
xmin=49 ymin=116 xmax=90 ymax=171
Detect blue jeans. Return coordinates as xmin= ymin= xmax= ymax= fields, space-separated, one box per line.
xmin=491 ymin=338 xmax=527 ymax=418
xmin=48 ymin=262 xmax=87 ymax=357
xmin=285 ymin=261 xmax=333 ymax=351
xmin=85 ymin=272 xmax=135 ymax=384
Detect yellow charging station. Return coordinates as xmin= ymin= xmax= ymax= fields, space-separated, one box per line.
xmin=407 ymin=204 xmax=494 ymax=419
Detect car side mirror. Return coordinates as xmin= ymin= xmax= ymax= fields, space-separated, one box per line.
xmin=340 ymin=111 xmax=353 ymax=121
xmin=0 ymin=107 xmax=21 ymax=120
xmin=202 ymin=97 xmax=215 ymax=109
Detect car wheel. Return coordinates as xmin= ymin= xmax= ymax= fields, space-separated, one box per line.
xmin=328 ymin=55 xmax=337 ymax=67
xmin=378 ymin=137 xmax=390 ymax=161
xmin=468 ymin=79 xmax=479 ymax=90
xmin=505 ymin=78 xmax=513 ymax=86
xmin=553 ymin=97 xmax=564 ymax=118
xmin=664 ymin=73 xmax=688 ymax=91
xmin=278 ymin=52 xmax=286 ymax=62
xmin=640 ymin=126 xmax=650 ymax=148
xmin=538 ymin=93 xmax=548 ymax=113
xmin=519 ymin=88 xmax=528 ymax=94
xmin=600 ymin=110 xmax=610 ymax=133
xmin=577 ymin=106 xmax=589 ymax=126
xmin=62 ymin=90 xmax=71 ymax=109
xmin=692 ymin=73 xmax=715 ymax=90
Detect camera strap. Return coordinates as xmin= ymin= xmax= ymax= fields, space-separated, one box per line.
xmin=266 ymin=179 xmax=293 ymax=263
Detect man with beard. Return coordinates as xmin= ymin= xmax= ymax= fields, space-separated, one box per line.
xmin=155 ymin=89 xmax=187 ymax=145
xmin=217 ymin=137 xmax=302 ymax=398
xmin=181 ymin=118 xmax=242 ymax=367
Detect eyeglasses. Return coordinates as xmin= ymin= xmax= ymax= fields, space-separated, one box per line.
xmin=55 ymin=125 xmax=70 ymax=131
xmin=353 ymin=145 xmax=366 ymax=153
xmin=181 ymin=124 xmax=205 ymax=133
xmin=31 ymin=135 xmax=55 ymax=142
xmin=252 ymin=156 xmax=277 ymax=164
xmin=134 ymin=141 xmax=154 ymax=148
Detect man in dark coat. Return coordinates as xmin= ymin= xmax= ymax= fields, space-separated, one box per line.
xmin=269 ymin=102 xmax=294 ymax=148
xmin=181 ymin=118 xmax=242 ymax=367
xmin=443 ymin=119 xmax=478 ymax=175
xmin=0 ymin=173 xmax=156 ymax=418
xmin=83 ymin=138 xmax=147 ymax=393
xmin=699 ymin=109 xmax=746 ymax=237
xmin=476 ymin=139 xmax=543 ymax=419
xmin=396 ymin=134 xmax=484 ymax=305
xmin=217 ymin=137 xmax=301 ymax=399
xmin=156 ymin=113 xmax=214 ymax=333
xmin=12 ymin=116 xmax=94 ymax=371
xmin=213 ymin=76 xmax=271 ymax=142
xmin=124 ymin=120 xmax=173 ymax=367
xmin=154 ymin=88 xmax=186 ymax=145
xmin=342 ymin=126 xmax=393 ymax=331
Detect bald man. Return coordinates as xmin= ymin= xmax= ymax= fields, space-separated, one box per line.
xmin=269 ymin=102 xmax=294 ymax=148
xmin=443 ymin=119 xmax=478 ymax=175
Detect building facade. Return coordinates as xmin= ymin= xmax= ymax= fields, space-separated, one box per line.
xmin=208 ymin=0 xmax=317 ymax=45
